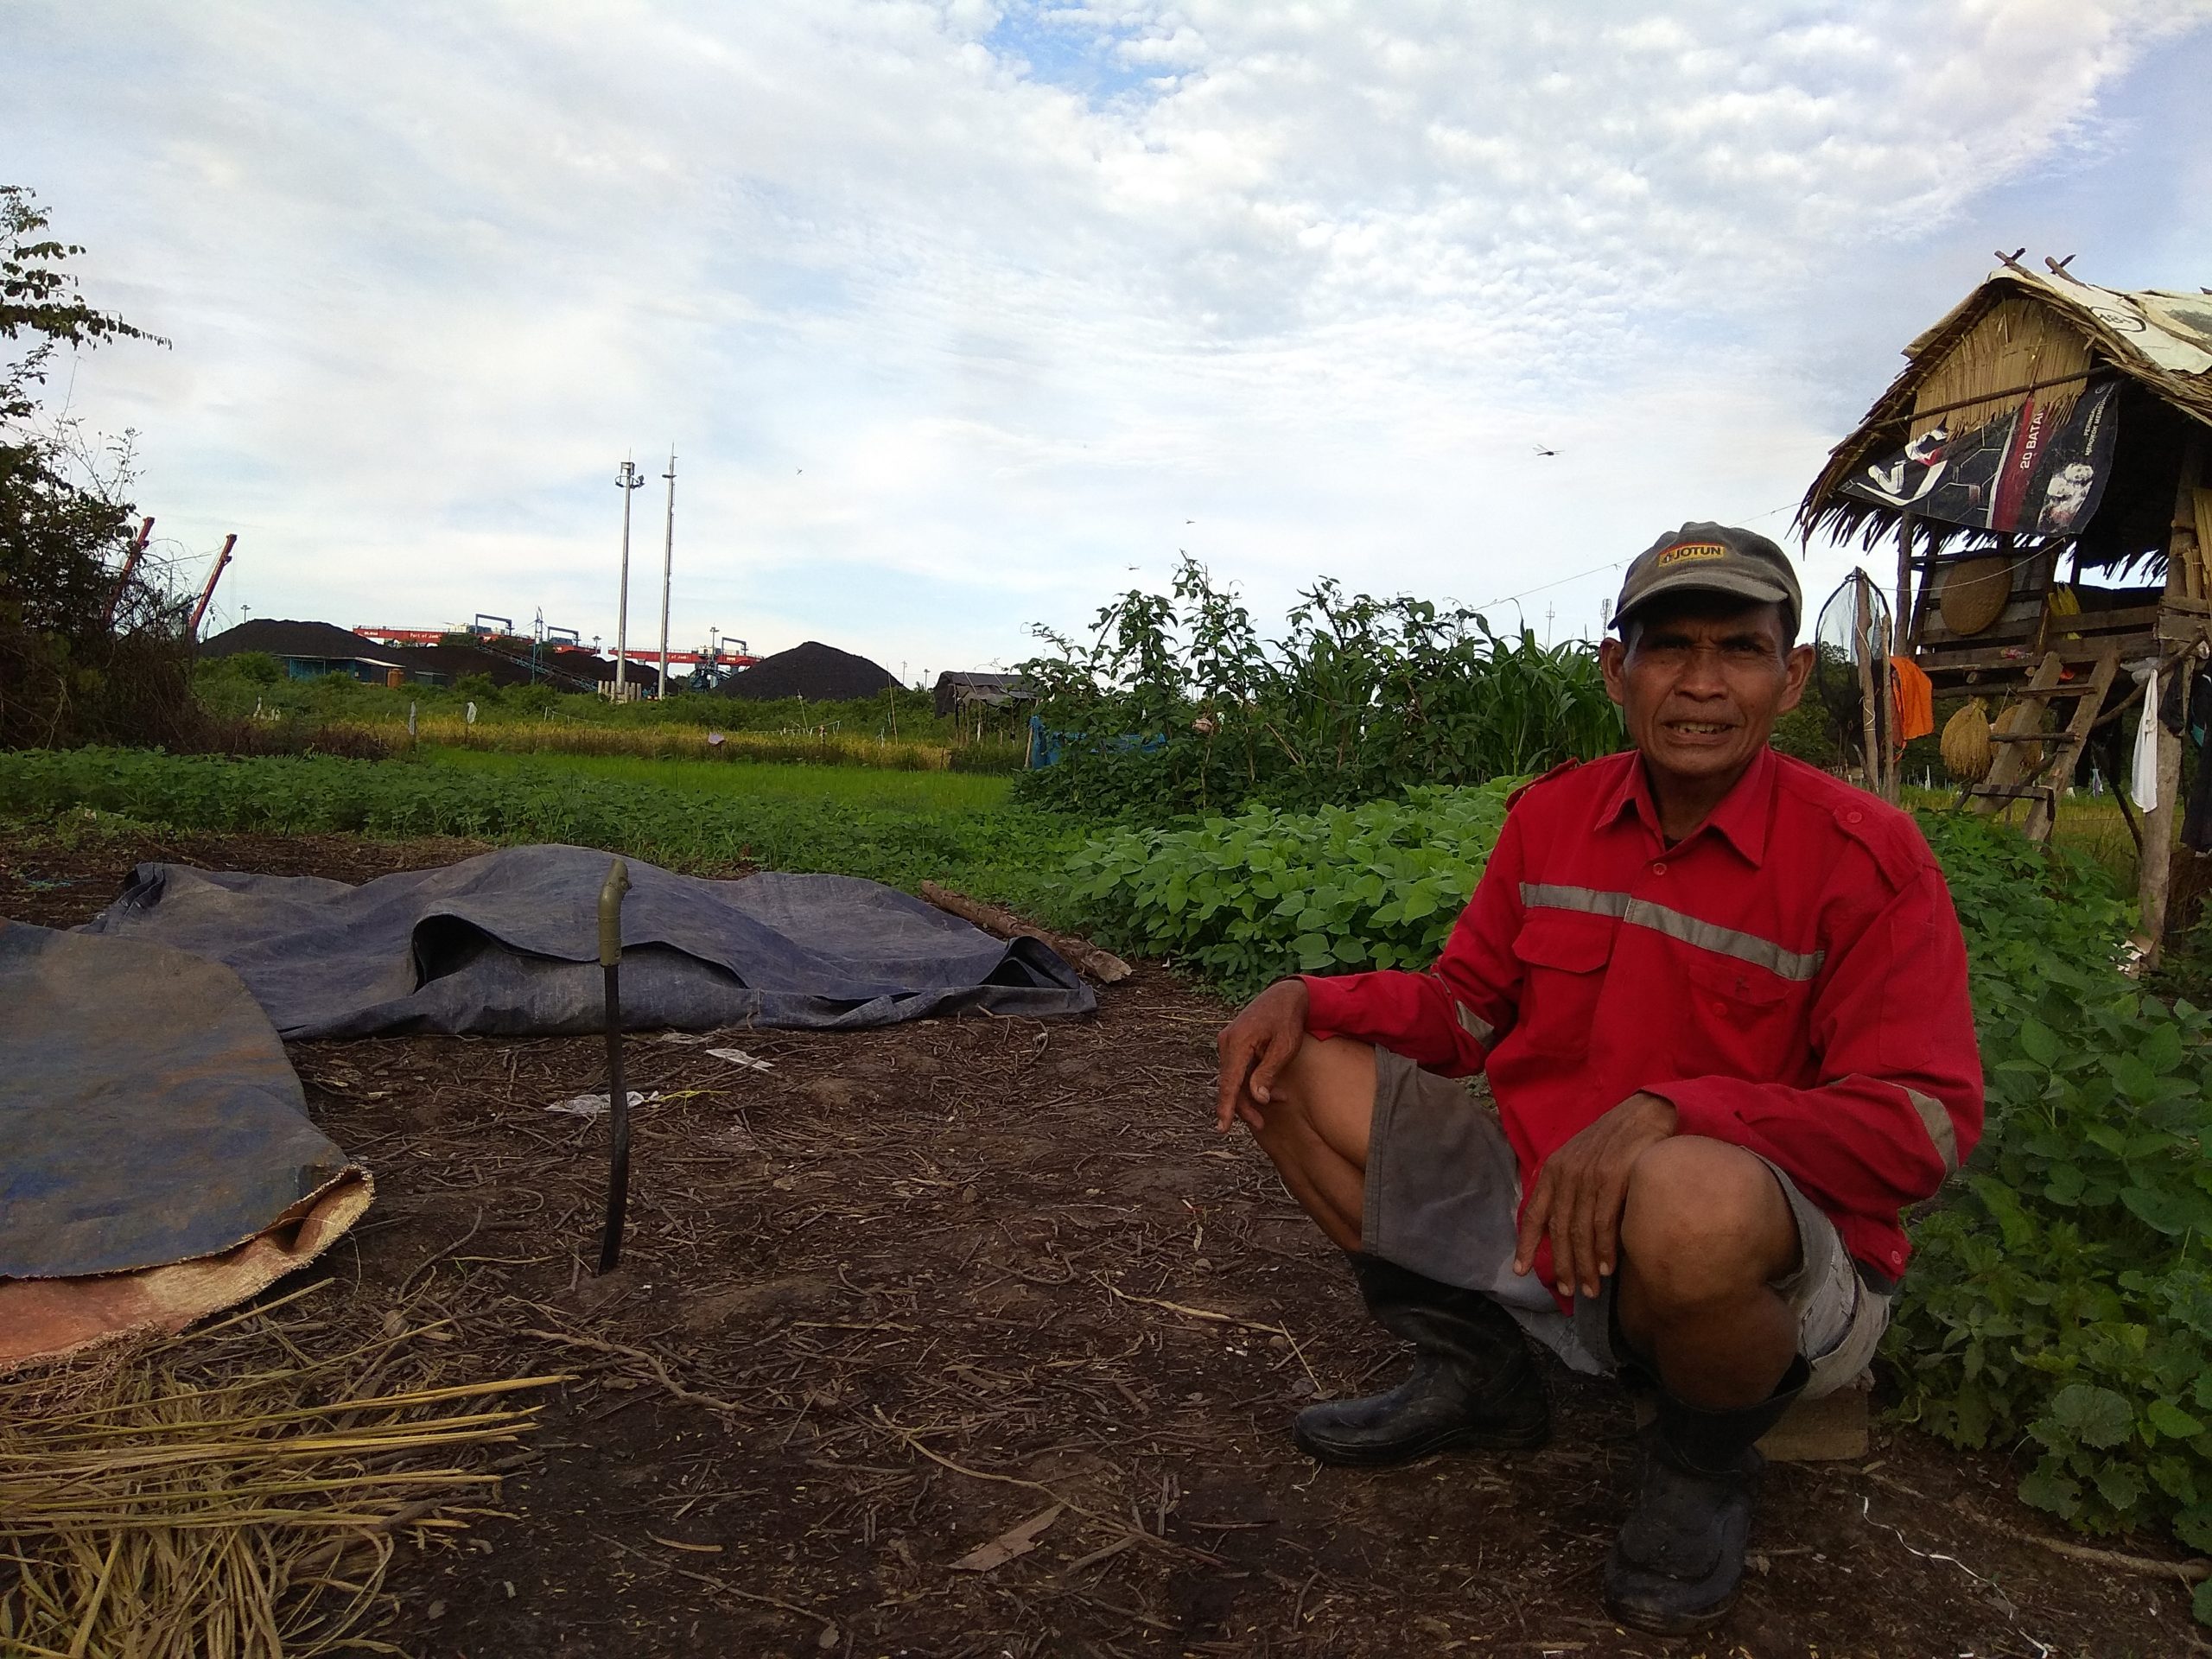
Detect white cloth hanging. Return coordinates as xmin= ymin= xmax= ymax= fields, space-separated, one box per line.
xmin=2133 ymin=666 xmax=2160 ymax=812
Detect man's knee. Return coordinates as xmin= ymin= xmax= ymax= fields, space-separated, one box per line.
xmin=1253 ymin=1036 xmax=1376 ymax=1164
xmin=1619 ymin=1137 xmax=1796 ymax=1309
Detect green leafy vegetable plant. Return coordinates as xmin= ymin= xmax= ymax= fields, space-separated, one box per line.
xmin=1067 ymin=781 xmax=1516 ymax=998
xmin=1072 ymin=785 xmax=2212 ymax=1585
xmin=1886 ymin=813 xmax=2212 ymax=1567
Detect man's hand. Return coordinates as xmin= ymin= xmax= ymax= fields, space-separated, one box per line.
xmin=1512 ymin=1090 xmax=1678 ymax=1300
xmin=1215 ymin=979 xmax=1310 ymax=1135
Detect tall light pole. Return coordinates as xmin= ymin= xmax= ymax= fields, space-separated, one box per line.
xmin=658 ymin=448 xmax=677 ymax=699
xmin=613 ymin=459 xmax=645 ymax=696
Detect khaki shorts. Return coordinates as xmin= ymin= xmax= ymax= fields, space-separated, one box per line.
xmin=1361 ymin=1048 xmax=1888 ymax=1400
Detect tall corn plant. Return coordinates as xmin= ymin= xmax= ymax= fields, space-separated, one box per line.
xmin=1014 ymin=558 xmax=1622 ymax=821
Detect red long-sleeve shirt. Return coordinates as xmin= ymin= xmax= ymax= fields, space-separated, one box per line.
xmin=1302 ymin=747 xmax=1983 ymax=1289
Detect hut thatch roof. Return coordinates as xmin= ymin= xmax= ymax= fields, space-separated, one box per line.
xmin=1798 ymin=257 xmax=2212 ymax=571
xmin=931 ymin=671 xmax=1035 ymax=719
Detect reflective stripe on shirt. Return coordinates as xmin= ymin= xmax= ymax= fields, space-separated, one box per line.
xmin=1906 ymin=1086 xmax=1960 ymax=1170
xmin=1519 ymin=882 xmax=1825 ymax=982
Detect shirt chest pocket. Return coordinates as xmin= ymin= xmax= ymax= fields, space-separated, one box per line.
xmin=1679 ymin=949 xmax=1809 ymax=1071
xmin=1510 ymin=912 xmax=1615 ymax=1056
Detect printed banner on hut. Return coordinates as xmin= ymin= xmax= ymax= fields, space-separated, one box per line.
xmin=1839 ymin=380 xmax=2119 ymax=536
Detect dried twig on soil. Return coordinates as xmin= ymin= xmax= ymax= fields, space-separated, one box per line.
xmin=1092 ymin=1274 xmax=1322 ymax=1393
xmin=401 ymin=1206 xmax=486 ymax=1293
xmin=870 ymin=1409 xmax=1221 ymax=1568
xmin=601 ymin=1534 xmax=838 ymax=1641
xmin=518 ymin=1326 xmax=748 ymax=1415
xmin=1864 ymin=1469 xmax=2211 ymax=1583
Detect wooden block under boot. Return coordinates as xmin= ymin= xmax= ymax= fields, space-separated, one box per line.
xmin=1630 ymin=1370 xmax=1871 ymax=1463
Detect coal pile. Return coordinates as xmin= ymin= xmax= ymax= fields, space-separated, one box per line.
xmin=199 ymin=618 xmax=379 ymax=660
xmin=720 ymin=641 xmax=898 ymax=702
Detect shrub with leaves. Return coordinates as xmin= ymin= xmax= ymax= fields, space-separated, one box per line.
xmin=1885 ymin=813 xmax=2212 ymax=1598
xmin=1016 ymin=558 xmax=1619 ymax=822
xmin=1 ymin=184 xmax=188 ymax=749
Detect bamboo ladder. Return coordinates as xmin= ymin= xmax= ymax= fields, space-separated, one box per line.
xmin=1967 ymin=643 xmax=2121 ymax=842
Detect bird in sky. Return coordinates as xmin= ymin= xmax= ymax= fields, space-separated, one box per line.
xmin=1532 ymin=444 xmax=1557 ymax=457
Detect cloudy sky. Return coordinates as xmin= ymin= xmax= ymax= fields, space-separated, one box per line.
xmin=10 ymin=1 xmax=2212 ymax=678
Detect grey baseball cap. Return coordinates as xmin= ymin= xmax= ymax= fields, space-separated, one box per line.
xmin=1611 ymin=522 xmax=1802 ymax=633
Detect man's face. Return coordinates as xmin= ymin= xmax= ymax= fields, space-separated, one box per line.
xmin=1598 ymin=598 xmax=1814 ymax=790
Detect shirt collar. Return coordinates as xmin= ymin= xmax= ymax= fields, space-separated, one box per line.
xmin=1595 ymin=744 xmax=1776 ymax=866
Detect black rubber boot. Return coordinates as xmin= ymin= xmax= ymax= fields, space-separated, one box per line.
xmin=1602 ymin=1356 xmax=1811 ymax=1635
xmin=1293 ymin=1254 xmax=1549 ymax=1465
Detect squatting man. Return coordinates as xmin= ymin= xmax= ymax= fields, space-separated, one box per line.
xmin=1213 ymin=524 xmax=1983 ymax=1634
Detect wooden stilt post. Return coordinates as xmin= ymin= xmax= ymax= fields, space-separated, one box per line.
xmin=1894 ymin=514 xmax=1914 ymax=654
xmin=2137 ymin=435 xmax=2206 ymax=965
xmin=1878 ymin=611 xmax=1898 ymax=804
xmin=1853 ymin=574 xmax=1884 ymax=797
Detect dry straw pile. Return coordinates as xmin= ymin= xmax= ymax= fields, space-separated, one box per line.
xmin=1940 ymin=697 xmax=1994 ymax=782
xmin=1 ymin=1285 xmax=559 ymax=1657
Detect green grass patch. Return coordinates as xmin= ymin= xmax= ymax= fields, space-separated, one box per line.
xmin=0 ymin=747 xmax=1075 ymax=918
xmin=418 ymin=747 xmax=1014 ymax=812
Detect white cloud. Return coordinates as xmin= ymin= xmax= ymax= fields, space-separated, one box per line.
xmin=4 ymin=0 xmax=2208 ymax=670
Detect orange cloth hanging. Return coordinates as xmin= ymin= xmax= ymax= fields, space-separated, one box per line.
xmin=1890 ymin=655 xmax=1935 ymax=744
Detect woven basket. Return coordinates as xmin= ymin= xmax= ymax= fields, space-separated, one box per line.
xmin=1938 ymin=557 xmax=2014 ymax=637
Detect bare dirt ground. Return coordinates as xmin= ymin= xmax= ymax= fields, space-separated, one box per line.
xmin=5 ymin=824 xmax=2204 ymax=1657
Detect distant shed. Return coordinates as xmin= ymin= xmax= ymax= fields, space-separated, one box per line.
xmin=1797 ymin=255 xmax=2212 ymax=950
xmin=932 ymin=671 xmax=1036 ymax=720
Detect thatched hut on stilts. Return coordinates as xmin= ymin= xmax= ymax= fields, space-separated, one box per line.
xmin=1798 ymin=255 xmax=2212 ymax=960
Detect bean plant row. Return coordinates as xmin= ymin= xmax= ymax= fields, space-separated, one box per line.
xmin=1071 ymin=788 xmax=2212 ymax=1606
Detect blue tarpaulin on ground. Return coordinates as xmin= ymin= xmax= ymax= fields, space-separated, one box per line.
xmin=0 ymin=922 xmax=354 ymax=1281
xmin=77 ymin=844 xmax=1095 ymax=1039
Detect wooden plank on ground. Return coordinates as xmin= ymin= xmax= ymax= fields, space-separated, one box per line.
xmin=919 ymin=882 xmax=1135 ymax=985
xmin=1632 ymin=1373 xmax=1871 ymax=1463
